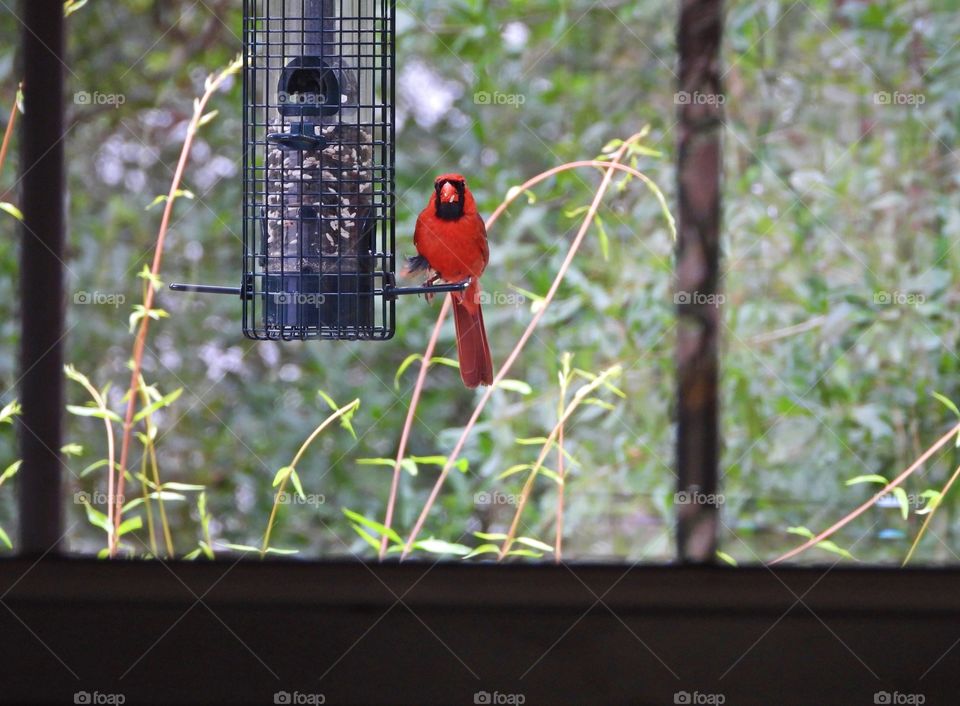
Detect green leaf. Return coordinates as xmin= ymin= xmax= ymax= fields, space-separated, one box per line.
xmin=509 ymin=285 xmax=546 ymax=313
xmin=122 ymin=492 xmax=185 ymax=512
xmin=61 ymin=443 xmax=84 ymax=457
xmin=67 ymin=405 xmax=122 ymax=423
xmin=0 ymin=400 xmax=21 ymax=424
xmin=495 ymin=379 xmax=533 ymax=395
xmin=63 ymin=364 xmax=91 ymax=386
xmin=581 ymin=397 xmax=616 ymax=411
xmin=81 ymin=499 xmax=111 ymax=534
xmin=538 ymin=468 xmax=564 ymax=485
xmin=601 ymin=138 xmax=623 ymax=154
xmin=116 ymin=516 xmax=143 ymax=537
xmin=273 ymin=466 xmax=294 ymax=487
xmin=197 ymin=110 xmax=219 ymax=127
xmin=516 ymin=536 xmax=554 ymax=553
xmin=63 ymin=0 xmax=89 ymax=17
xmin=357 ymin=457 xmax=419 ymax=476
xmin=219 ymin=542 xmax=298 ymax=555
xmin=289 ymin=469 xmax=306 ymax=501
xmin=515 ymin=436 xmax=549 ymax=446
xmin=0 ymin=202 xmax=23 ymax=222
xmin=473 ymin=531 xmax=508 ymax=541
xmin=464 ymin=543 xmax=500 ymax=559
xmin=133 ymin=388 xmax=183 ymax=423
xmin=0 ymin=525 xmax=10 ymax=550
xmin=505 ymin=185 xmax=536 ymax=204
xmin=349 ymin=523 xmax=381 ymax=551
xmin=594 ymin=214 xmax=610 ymax=260
xmin=787 ymin=526 xmax=814 ymax=539
xmin=892 ymin=487 xmax=910 ymax=521
xmin=80 ymin=459 xmax=114 ymax=477
xmin=317 ymin=391 xmax=358 ymax=439
xmin=932 ymin=391 xmax=960 ymax=419
xmin=410 ymin=455 xmax=468 ymax=473
xmin=394 ymin=353 xmax=424 ymax=389
xmin=412 ymin=539 xmax=471 ymax=556
xmin=219 ymin=542 xmax=261 ymax=553
xmin=161 ymin=482 xmax=206 ymax=492
xmin=505 ymin=549 xmax=543 ymax=558
xmin=342 ymin=508 xmax=402 ymax=545
xmin=0 ymin=460 xmax=21 ymax=486
xmin=136 ymin=265 xmax=164 ymax=291
xmin=845 ymin=474 xmax=889 ymax=486
xmin=498 ymin=463 xmax=533 ymax=480
xmin=716 ymin=550 xmax=738 ymax=567
xmin=916 ymin=490 xmax=943 ymax=516
xmin=787 ymin=527 xmax=854 ymax=560
xmin=564 ymin=205 xmax=590 ymax=219
xmin=145 ymin=189 xmax=195 ymax=211
xmin=129 ymin=305 xmax=169 ymax=333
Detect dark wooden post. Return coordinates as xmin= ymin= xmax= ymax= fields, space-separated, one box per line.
xmin=18 ymin=0 xmax=67 ymax=554
xmin=675 ymin=0 xmax=724 ymax=562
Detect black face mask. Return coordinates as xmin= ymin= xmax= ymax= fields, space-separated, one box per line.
xmin=435 ymin=180 xmax=466 ymax=221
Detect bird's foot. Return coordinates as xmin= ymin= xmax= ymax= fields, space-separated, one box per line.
xmin=423 ymin=274 xmax=440 ymax=303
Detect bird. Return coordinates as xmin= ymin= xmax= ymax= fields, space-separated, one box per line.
xmin=407 ymin=173 xmax=494 ymax=388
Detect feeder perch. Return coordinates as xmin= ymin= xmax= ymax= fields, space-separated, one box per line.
xmin=170 ymin=0 xmax=468 ymax=340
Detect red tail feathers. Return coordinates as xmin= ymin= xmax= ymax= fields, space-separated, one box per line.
xmin=452 ymin=294 xmax=493 ymax=388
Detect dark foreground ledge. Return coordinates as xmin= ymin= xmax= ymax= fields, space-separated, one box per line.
xmin=1 ymin=559 xmax=958 ymax=705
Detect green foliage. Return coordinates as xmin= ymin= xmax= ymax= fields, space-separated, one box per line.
xmin=0 ymin=0 xmax=956 ymax=564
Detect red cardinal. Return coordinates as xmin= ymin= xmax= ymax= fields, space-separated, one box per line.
xmin=408 ymin=173 xmax=493 ymax=388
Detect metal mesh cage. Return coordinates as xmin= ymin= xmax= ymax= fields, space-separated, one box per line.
xmin=242 ymin=0 xmax=395 ymax=340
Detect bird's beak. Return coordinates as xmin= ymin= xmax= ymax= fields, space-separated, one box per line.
xmin=440 ymin=182 xmax=459 ymax=204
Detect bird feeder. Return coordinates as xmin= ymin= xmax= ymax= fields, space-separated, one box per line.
xmin=171 ymin=0 xmax=466 ymax=340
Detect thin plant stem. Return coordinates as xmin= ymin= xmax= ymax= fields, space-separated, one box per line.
xmin=379 ymin=295 xmax=452 ymax=560
xmin=0 ymin=88 xmax=19 ymax=193
xmin=261 ymin=399 xmax=360 ymax=556
xmin=499 ymin=366 xmax=621 ymax=559
xmin=137 ymin=377 xmax=174 ymax=557
xmin=113 ymin=58 xmax=240 ymax=555
xmin=148 ymin=440 xmax=174 ymax=557
xmin=401 ymin=133 xmax=658 ymax=559
xmin=70 ymin=372 xmax=118 ymax=555
xmin=902 ymin=461 xmax=960 ymax=566
xmin=138 ymin=441 xmax=158 ymax=557
xmin=554 ymin=367 xmax=569 ymax=564
xmin=772 ymin=421 xmax=960 ymax=564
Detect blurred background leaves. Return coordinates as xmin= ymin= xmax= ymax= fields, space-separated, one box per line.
xmin=0 ymin=0 xmax=957 ymax=563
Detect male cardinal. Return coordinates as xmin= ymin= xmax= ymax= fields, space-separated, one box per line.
xmin=407 ymin=173 xmax=494 ymax=388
